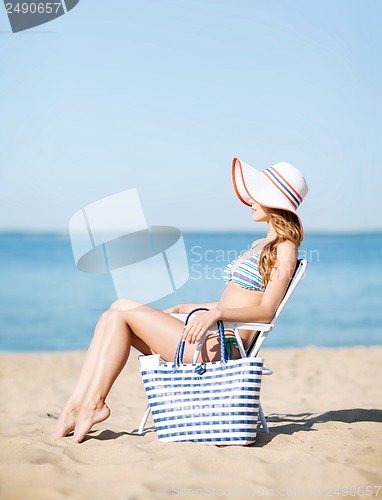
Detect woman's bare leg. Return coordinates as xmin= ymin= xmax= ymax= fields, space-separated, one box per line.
xmin=52 ymin=311 xmax=112 ymax=438
xmin=71 ymin=301 xmax=180 ymax=442
xmin=55 ymin=298 xmax=231 ymax=443
xmin=53 ymin=304 xmax=155 ymax=438
xmin=71 ymin=299 xmax=224 ymax=443
xmin=70 ymin=307 xmax=131 ymax=442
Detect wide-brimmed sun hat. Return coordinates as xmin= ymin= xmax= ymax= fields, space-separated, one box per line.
xmin=232 ymin=157 xmax=308 ymax=231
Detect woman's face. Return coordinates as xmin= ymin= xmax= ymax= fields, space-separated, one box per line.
xmin=249 ymin=198 xmax=270 ymax=223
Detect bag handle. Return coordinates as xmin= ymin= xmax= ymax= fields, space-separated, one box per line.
xmin=173 ymin=307 xmax=229 ymax=368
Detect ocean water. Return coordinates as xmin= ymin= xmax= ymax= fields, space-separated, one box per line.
xmin=0 ymin=232 xmax=381 ymax=351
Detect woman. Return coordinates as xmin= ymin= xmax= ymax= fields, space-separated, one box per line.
xmin=53 ymin=157 xmax=308 ymax=443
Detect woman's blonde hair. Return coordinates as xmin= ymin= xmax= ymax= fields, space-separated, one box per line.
xmin=258 ymin=208 xmax=303 ymax=286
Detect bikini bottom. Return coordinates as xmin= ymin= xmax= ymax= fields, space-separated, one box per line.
xmin=222 ymin=329 xmax=240 ymax=358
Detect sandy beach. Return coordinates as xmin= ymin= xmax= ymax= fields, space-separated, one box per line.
xmin=1 ymin=346 xmax=381 ymax=500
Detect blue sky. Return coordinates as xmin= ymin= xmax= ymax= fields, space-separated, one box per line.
xmin=0 ymin=0 xmax=381 ymax=233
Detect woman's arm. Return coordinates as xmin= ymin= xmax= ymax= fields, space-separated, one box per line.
xmin=219 ymin=240 xmax=298 ymax=323
xmin=183 ymin=241 xmax=297 ymax=343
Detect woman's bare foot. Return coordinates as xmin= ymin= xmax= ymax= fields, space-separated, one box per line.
xmin=52 ymin=403 xmax=79 ymax=438
xmin=72 ymin=401 xmax=110 ymax=443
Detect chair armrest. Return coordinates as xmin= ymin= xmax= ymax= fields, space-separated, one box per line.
xmin=223 ymin=322 xmax=274 ymax=332
xmin=171 ymin=314 xmax=273 ymax=332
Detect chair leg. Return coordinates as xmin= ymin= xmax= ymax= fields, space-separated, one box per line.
xmin=138 ymin=403 xmax=151 ymax=434
xmin=258 ymin=403 xmax=270 ymax=434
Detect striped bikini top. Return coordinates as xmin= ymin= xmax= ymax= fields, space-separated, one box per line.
xmin=223 ymin=243 xmax=266 ymax=292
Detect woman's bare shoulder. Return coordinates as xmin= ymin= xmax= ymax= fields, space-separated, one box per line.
xmin=251 ymin=237 xmax=265 ymax=247
xmin=276 ymin=239 xmax=298 ymax=263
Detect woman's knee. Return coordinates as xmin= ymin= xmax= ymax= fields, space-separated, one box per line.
xmin=104 ymin=307 xmax=124 ymax=327
xmin=109 ymin=298 xmax=143 ymax=312
xmin=92 ymin=310 xmax=111 ymax=341
xmin=96 ymin=310 xmax=109 ymax=329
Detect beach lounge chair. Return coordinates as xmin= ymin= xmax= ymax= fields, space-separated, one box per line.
xmin=137 ymin=258 xmax=308 ymax=436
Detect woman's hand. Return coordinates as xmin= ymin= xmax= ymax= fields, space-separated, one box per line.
xmin=182 ymin=309 xmax=221 ymax=344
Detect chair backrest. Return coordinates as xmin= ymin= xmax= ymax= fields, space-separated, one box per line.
xmin=272 ymin=258 xmax=308 ymax=322
xmin=247 ymin=258 xmax=308 ymax=357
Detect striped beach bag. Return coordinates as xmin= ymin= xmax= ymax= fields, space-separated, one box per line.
xmin=139 ymin=308 xmax=263 ymax=445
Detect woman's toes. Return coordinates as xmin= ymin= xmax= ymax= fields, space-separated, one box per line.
xmin=72 ymin=402 xmax=111 ymax=443
xmin=52 ymin=407 xmax=78 ymax=438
